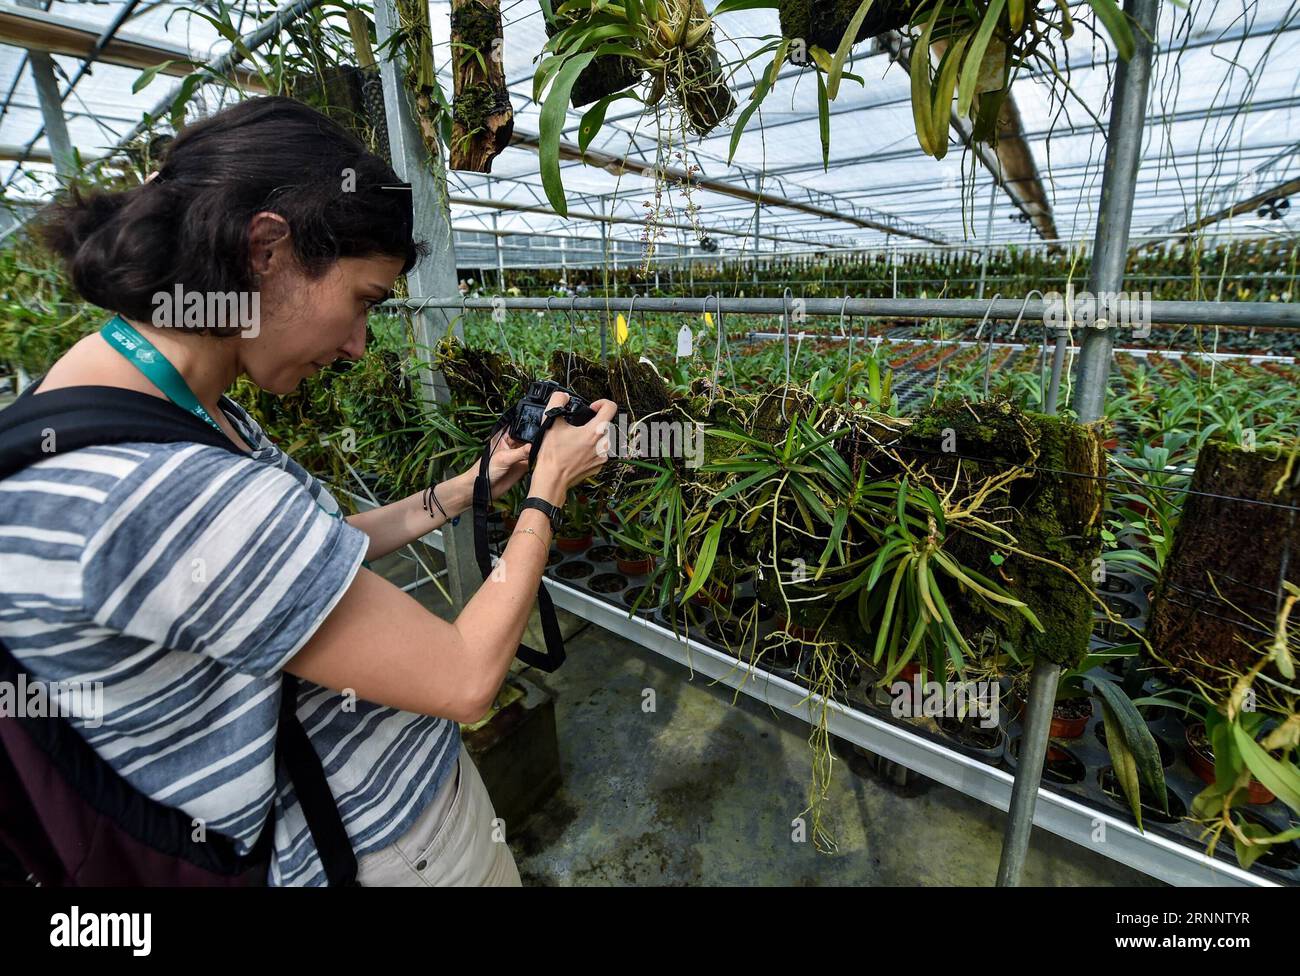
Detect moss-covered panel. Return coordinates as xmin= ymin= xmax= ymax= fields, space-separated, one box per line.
xmin=898 ymin=398 xmax=1105 ymax=668
xmin=1149 ymin=441 xmax=1300 ymax=697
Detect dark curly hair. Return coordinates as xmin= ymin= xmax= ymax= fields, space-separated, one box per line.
xmin=38 ymin=96 xmax=423 ymax=336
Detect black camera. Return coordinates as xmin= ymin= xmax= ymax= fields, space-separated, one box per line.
xmin=508 ymin=380 xmax=597 ymax=446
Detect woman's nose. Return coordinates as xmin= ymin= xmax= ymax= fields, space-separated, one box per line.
xmin=342 ymin=319 xmax=367 ymax=360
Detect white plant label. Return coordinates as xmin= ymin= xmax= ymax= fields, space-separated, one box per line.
xmin=676 ymin=324 xmax=694 ymax=359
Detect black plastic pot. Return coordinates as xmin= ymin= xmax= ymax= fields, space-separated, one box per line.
xmin=541 ymin=5 xmax=642 ymax=108
xmin=673 ymin=39 xmax=734 ymax=136
xmin=778 ymin=0 xmax=918 ymax=57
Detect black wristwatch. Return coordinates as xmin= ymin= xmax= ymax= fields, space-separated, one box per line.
xmin=520 ymin=496 xmax=563 ymax=532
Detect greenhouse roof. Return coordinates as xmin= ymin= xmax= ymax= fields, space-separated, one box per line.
xmin=1 ymin=0 xmax=1297 ymax=261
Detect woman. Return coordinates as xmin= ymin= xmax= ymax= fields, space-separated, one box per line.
xmin=0 ymin=97 xmax=614 ymax=886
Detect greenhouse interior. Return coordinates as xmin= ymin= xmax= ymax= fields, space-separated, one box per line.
xmin=0 ymin=0 xmax=1298 ymax=905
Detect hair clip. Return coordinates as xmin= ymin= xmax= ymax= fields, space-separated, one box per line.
xmin=376 ymin=182 xmax=412 ymax=192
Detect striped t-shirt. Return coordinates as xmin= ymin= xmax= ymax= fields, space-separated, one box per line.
xmin=0 ymin=389 xmax=459 ymax=885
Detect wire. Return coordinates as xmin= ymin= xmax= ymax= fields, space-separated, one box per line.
xmin=885 ymin=442 xmax=1300 ymax=514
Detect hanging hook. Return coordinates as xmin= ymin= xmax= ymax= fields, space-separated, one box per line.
xmin=1008 ymin=288 xmax=1045 ymax=343
xmin=840 ymin=291 xmax=854 ymax=379
xmin=974 ymin=292 xmax=1002 ymax=398
xmin=481 ymin=291 xmax=516 ymax=363
xmin=998 ymin=288 xmax=1050 ymax=407
xmin=562 ymin=296 xmax=578 ymax=388
xmin=705 ymin=293 xmax=724 ymax=414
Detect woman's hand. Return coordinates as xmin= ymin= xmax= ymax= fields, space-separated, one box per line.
xmin=527 ymin=392 xmax=618 ymax=506
xmin=463 ymin=427 xmax=534 ymax=502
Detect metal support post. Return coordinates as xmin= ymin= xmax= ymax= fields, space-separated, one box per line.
xmin=997 ymin=0 xmax=1162 ymax=887
xmin=374 ymin=0 xmax=479 ymax=611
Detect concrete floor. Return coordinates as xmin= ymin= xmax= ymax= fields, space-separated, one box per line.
xmin=377 ymin=546 xmax=1162 ymax=887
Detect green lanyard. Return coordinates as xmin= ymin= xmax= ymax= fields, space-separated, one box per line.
xmin=99 ymin=315 xmax=353 ymax=534
xmin=100 ymin=315 xmax=223 ymax=433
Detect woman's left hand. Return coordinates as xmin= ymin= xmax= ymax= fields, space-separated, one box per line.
xmin=466 ymin=428 xmax=533 ymax=502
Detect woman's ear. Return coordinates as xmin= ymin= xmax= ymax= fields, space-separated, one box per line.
xmin=248 ymin=211 xmax=292 ymax=277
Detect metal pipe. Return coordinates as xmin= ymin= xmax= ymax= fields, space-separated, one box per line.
xmin=1044 ymin=326 xmax=1068 ymax=413
xmin=373 ymin=0 xmax=479 ymax=613
xmin=1071 ymin=0 xmax=1163 ymax=424
xmin=449 ymin=193 xmax=838 ymax=249
xmin=16 ymin=0 xmax=74 ymax=179
xmin=508 ymin=130 xmax=946 ymax=245
xmin=995 ymin=654 xmax=1062 ymax=886
xmin=2 ymin=0 xmax=328 ymax=216
xmin=383 ymin=295 xmax=1300 ymax=330
xmin=10 ymin=0 xmax=145 ymax=169
xmin=108 ymin=0 xmax=328 ymax=155
xmin=22 ymin=51 xmax=73 ymax=178
xmin=998 ymin=0 xmax=1163 ymax=889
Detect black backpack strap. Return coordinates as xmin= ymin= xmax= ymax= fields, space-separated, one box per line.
xmin=0 ymin=384 xmax=239 ymax=480
xmin=0 ymin=382 xmax=359 ymax=884
xmin=278 ymin=675 xmax=358 ymax=886
xmin=472 ymin=410 xmax=567 ymax=672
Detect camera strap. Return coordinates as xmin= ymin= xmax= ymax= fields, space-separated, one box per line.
xmin=471 ymin=407 xmax=567 ymax=672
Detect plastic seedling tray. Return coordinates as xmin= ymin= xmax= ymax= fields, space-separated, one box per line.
xmin=527 ymin=533 xmax=1299 ymax=886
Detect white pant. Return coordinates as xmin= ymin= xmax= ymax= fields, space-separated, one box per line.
xmin=355 ymin=743 xmax=522 ymax=887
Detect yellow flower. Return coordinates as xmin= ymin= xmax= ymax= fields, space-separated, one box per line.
xmin=616 ymin=313 xmax=629 ymax=345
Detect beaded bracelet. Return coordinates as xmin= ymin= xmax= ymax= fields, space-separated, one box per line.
xmin=422 ymin=484 xmax=459 ymax=526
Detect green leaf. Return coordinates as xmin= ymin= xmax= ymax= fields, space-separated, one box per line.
xmin=1233 ymin=724 xmax=1300 ymax=814
xmin=533 ymin=54 xmax=566 ymax=104
xmin=169 ymin=71 xmax=208 ymax=130
xmin=1101 ymin=700 xmax=1144 ymax=830
xmin=1009 ymin=0 xmax=1025 ymax=31
xmin=712 ymin=0 xmax=781 ymax=12
xmin=818 ymin=505 xmax=850 ymax=568
xmin=1086 ymin=0 xmax=1136 ymax=61
xmin=707 ymin=467 xmax=776 ymax=507
xmin=816 ymin=70 xmax=831 ymax=170
xmin=827 ymin=0 xmax=878 ymax=100
xmin=578 ymin=90 xmax=640 ymax=152
xmin=874 ymin=559 xmax=912 ymax=663
xmin=539 ymin=51 xmax=600 ymax=216
xmin=133 ymin=60 xmax=182 ymax=94
xmin=1092 ymin=678 xmax=1167 ymax=814
xmin=957 ymin=0 xmax=1006 ymax=117
xmin=927 ymin=33 xmax=969 ymax=160
xmin=909 ymin=1 xmax=942 ymax=155
xmin=680 ymin=519 xmax=724 ymax=601
xmin=790 ymin=478 xmax=832 ymax=525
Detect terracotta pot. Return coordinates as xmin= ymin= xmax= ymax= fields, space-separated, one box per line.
xmin=1050 ymin=711 xmax=1091 ymax=740
xmin=616 ymin=555 xmax=656 ymax=576
xmin=1014 ymin=693 xmax=1091 ymax=739
xmin=557 ymin=533 xmax=592 ymax=553
xmin=1185 ymin=724 xmax=1276 ymax=805
xmin=691 ymin=584 xmax=733 ymax=607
